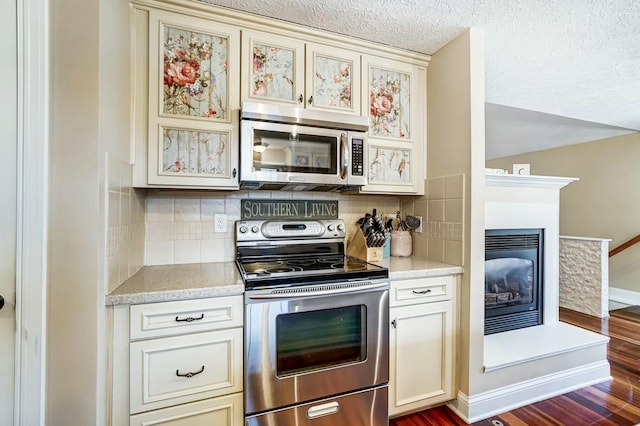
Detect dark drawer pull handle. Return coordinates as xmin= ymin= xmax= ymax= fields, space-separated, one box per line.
xmin=176 ymin=365 xmax=205 ymax=378
xmin=412 ymin=289 xmax=432 ymax=295
xmin=175 ymin=314 xmax=204 ymax=322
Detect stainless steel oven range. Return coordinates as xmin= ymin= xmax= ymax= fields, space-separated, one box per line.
xmin=235 ymin=219 xmax=390 ymax=426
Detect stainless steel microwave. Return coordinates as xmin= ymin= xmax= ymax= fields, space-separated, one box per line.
xmin=240 ymin=102 xmax=369 ymax=191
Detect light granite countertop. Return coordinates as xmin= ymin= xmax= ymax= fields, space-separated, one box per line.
xmin=106 ymin=257 xmax=463 ymax=305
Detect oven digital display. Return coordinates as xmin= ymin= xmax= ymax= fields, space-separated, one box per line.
xmin=282 ymin=224 xmax=306 ymax=231
xmin=275 ymin=305 xmax=366 ymax=376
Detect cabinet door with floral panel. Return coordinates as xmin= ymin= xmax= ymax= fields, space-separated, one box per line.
xmin=241 ymin=30 xmax=305 ymax=105
xmin=147 ymin=10 xmax=240 ymax=188
xmin=364 ymin=58 xmax=416 ymax=141
xmin=305 ymin=44 xmax=361 ymax=114
xmin=361 ymin=60 xmax=425 ymax=194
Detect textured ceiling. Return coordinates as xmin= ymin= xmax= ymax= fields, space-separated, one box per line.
xmin=200 ymin=0 xmax=640 ymax=158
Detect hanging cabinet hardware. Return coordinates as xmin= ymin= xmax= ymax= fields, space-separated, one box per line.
xmin=391 ymin=319 xmax=397 ymax=329
xmin=175 ymin=313 xmax=204 ymax=322
xmin=298 ymin=94 xmax=304 ymax=103
xmin=176 ymin=365 xmax=205 ymax=378
xmin=308 ymin=96 xmax=313 ymax=105
xmin=412 ymin=289 xmax=432 ymax=295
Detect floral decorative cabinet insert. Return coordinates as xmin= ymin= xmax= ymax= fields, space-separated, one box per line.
xmin=143 ymin=9 xmax=240 ymax=188
xmin=361 ymin=57 xmax=426 ymax=194
xmin=242 ymin=30 xmax=361 ymax=115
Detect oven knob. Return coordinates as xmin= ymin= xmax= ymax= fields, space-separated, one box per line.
xmin=251 ymin=225 xmax=259 ymax=233
xmin=337 ymin=223 xmax=345 ymax=232
xmin=327 ymin=224 xmax=335 ymax=231
xmin=239 ymin=225 xmax=248 ymax=234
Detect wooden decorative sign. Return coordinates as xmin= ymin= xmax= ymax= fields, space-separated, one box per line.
xmin=241 ymin=199 xmax=338 ymax=220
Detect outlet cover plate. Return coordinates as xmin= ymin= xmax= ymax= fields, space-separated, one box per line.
xmin=415 ymin=216 xmax=423 ymax=233
xmin=214 ymin=214 xmax=227 ymax=233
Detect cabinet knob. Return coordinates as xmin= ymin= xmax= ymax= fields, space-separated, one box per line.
xmin=298 ymin=94 xmax=304 ymax=104
xmin=308 ymin=95 xmax=313 ymax=105
xmin=232 ymin=168 xmax=237 ymax=178
xmin=0 ymin=294 xmax=4 ymax=310
xmin=391 ymin=319 xmax=397 ymax=329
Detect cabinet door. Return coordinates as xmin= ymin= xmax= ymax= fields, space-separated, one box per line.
xmin=305 ymin=43 xmax=361 ymax=114
xmin=389 ymin=301 xmax=453 ymax=416
xmin=146 ymin=10 xmax=239 ymax=188
xmin=130 ymin=392 xmax=243 ymax=426
xmin=361 ymin=58 xmax=425 ymax=194
xmin=241 ymin=30 xmax=305 ymax=105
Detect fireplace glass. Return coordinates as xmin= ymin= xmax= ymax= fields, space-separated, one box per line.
xmin=485 ymin=229 xmax=543 ymax=335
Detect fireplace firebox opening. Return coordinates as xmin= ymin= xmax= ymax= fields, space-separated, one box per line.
xmin=485 ymin=228 xmax=544 ymax=335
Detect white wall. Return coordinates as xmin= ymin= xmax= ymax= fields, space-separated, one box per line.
xmin=48 ymin=0 xmax=137 ymax=424
xmin=426 ymin=28 xmax=486 ymax=400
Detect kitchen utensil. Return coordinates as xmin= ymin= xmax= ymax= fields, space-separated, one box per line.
xmin=405 ymin=215 xmax=421 ymax=230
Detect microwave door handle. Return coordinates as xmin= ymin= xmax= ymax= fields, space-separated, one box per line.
xmin=340 ymin=133 xmax=349 ymax=179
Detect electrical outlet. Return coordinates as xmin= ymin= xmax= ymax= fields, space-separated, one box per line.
xmin=214 ymin=214 xmax=227 ymax=233
xmin=415 ymin=216 xmax=423 ymax=233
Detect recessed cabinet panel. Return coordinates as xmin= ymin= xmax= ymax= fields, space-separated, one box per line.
xmin=160 ymin=23 xmax=230 ymax=121
xmin=368 ymin=66 xmax=412 ymax=140
xmin=130 ymin=328 xmax=243 ymax=414
xmin=306 ymin=44 xmax=361 ymax=114
xmin=368 ymin=144 xmax=412 ymax=186
xmin=389 ymin=301 xmax=453 ymax=416
xmin=242 ymin=31 xmax=305 ymax=105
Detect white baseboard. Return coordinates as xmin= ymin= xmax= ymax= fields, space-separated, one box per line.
xmin=446 ymin=361 xmax=611 ymax=423
xmin=609 ymin=287 xmax=640 ymax=307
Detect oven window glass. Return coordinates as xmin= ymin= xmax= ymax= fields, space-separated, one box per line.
xmin=252 ymin=129 xmax=338 ymax=174
xmin=275 ymin=305 xmax=366 ymax=376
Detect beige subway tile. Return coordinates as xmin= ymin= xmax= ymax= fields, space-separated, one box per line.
xmin=174 ymin=197 xmax=201 ymax=222
xmin=428 ymin=199 xmax=445 ymax=222
xmin=174 ymin=240 xmax=201 ymax=264
xmin=445 ymin=174 xmax=464 ymax=199
xmin=445 ymin=199 xmax=463 ymax=223
xmin=428 ymin=177 xmax=445 ymax=199
xmin=146 ymin=197 xmax=174 ymax=222
xmin=201 ymin=197 xmax=225 ymax=220
xmin=444 ymin=240 xmax=463 ymax=266
xmin=428 ymin=238 xmax=445 ymax=262
xmin=145 ymin=240 xmax=174 ymax=265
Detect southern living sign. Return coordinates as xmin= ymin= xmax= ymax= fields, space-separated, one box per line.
xmin=241 ymin=199 xmax=338 ymax=220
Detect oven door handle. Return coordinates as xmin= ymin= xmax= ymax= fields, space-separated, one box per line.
xmin=247 ymin=281 xmax=388 ymax=299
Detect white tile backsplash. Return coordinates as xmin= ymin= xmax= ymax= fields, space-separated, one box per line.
xmin=174 ymin=197 xmax=201 ymax=221
xmin=145 ymin=192 xmax=401 ymax=266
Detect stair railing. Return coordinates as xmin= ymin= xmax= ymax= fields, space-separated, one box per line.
xmin=609 ymin=234 xmax=640 ymax=257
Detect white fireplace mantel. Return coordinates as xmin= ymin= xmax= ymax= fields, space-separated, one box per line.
xmin=485 ymin=173 xmax=578 ymax=189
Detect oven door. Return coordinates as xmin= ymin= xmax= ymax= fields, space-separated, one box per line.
xmin=244 ymin=283 xmax=389 ymax=415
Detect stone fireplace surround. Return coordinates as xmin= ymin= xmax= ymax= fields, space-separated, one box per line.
xmin=452 ymin=174 xmax=611 ymax=422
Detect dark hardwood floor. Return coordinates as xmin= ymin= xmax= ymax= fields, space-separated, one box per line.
xmin=390 ymin=306 xmax=640 ymax=426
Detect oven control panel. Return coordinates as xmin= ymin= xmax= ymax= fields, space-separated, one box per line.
xmin=236 ymin=219 xmax=346 ymax=241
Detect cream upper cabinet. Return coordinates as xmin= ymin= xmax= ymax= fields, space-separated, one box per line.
xmin=360 ymin=57 xmax=426 ymax=195
xmin=134 ymin=8 xmax=240 ymax=189
xmin=241 ymin=30 xmax=361 ymax=115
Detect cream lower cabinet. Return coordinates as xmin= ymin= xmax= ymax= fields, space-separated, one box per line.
xmin=389 ymin=275 xmax=456 ymax=417
xmin=110 ymin=296 xmax=244 ymax=426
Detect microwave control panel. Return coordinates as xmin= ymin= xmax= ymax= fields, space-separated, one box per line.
xmin=352 ymin=138 xmax=364 ymax=176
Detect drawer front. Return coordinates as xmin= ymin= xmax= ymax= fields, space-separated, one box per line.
xmin=130 ymin=328 xmax=243 ymax=414
xmin=129 ymin=392 xmax=243 ymax=426
xmin=130 ymin=296 xmax=243 ymax=340
xmin=391 ymin=275 xmax=454 ymax=307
